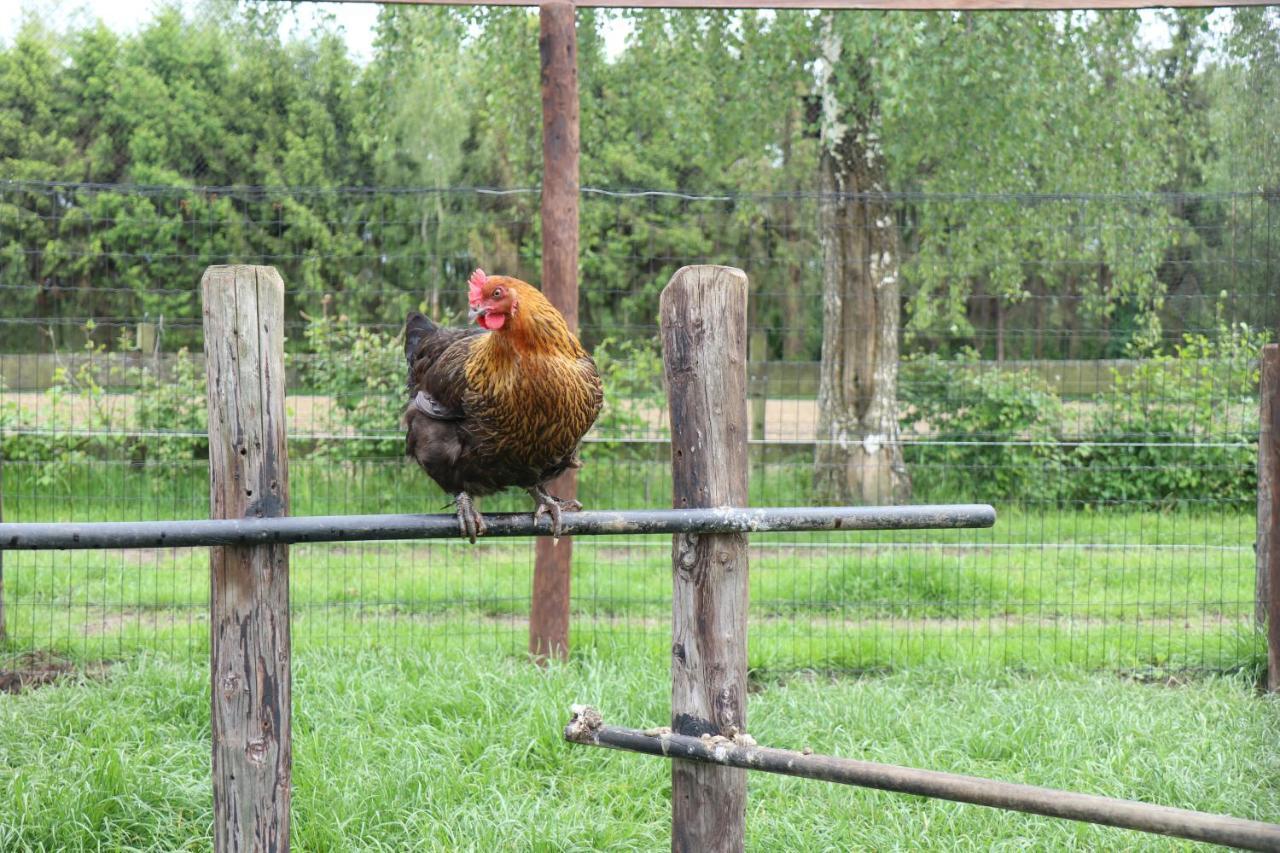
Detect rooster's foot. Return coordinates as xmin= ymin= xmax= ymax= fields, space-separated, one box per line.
xmin=455 ymin=492 xmax=486 ymax=544
xmin=528 ymin=487 xmax=582 ymax=541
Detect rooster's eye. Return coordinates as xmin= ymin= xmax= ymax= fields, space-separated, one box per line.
xmin=492 ymin=287 xmax=504 ymax=299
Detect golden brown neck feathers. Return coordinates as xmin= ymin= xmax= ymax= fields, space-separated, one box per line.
xmin=484 ymin=277 xmax=585 ymax=357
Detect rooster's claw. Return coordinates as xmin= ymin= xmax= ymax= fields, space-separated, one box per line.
xmin=528 ymin=487 xmax=582 ymax=541
xmin=455 ymin=492 xmax=486 ymax=544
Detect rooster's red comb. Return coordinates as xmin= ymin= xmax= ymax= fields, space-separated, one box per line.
xmin=468 ymin=268 xmax=487 ymax=306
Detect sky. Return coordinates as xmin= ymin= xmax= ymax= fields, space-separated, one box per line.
xmin=1 ymin=0 xmax=637 ymax=62
xmin=3 ymin=1 xmax=382 ymax=60
xmin=2 ymin=0 xmax=1221 ymax=65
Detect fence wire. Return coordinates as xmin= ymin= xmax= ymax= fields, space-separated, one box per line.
xmin=0 ymin=181 xmax=1274 ymax=674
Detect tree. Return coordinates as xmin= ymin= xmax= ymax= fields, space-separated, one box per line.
xmin=0 ymin=4 xmax=1255 ymax=373
xmin=803 ymin=11 xmax=1177 ymax=503
xmin=811 ymin=13 xmax=909 ymax=504
xmin=1203 ymin=8 xmax=1280 ymax=333
xmin=363 ymin=7 xmax=473 ymax=317
xmin=1149 ymin=10 xmax=1215 ymax=343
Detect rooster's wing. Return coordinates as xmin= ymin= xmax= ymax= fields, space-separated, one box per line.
xmin=405 ymin=312 xmax=482 ymax=418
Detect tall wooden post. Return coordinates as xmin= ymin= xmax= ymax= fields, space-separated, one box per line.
xmin=1257 ymin=344 xmax=1279 ymax=690
xmin=202 ymin=265 xmax=291 ymax=851
xmin=660 ymin=266 xmax=750 ymax=853
xmin=531 ymin=0 xmax=580 ymax=663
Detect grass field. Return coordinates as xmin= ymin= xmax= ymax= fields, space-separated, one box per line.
xmin=2 ymin=650 xmax=1278 ymax=851
xmin=0 ymin=436 xmax=1272 ymax=849
xmin=0 ymin=458 xmax=1261 ymax=674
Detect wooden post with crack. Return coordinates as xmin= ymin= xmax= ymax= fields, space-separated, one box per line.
xmin=203 ymin=265 xmax=291 ymax=851
xmin=530 ymin=0 xmax=580 ymax=663
xmin=661 ymin=265 xmax=750 ymax=852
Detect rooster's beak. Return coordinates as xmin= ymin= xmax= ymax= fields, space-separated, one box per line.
xmin=468 ymin=306 xmax=486 ymax=323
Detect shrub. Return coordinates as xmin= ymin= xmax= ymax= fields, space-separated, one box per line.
xmin=590 ymin=337 xmax=665 ymax=458
xmin=129 ymin=347 xmax=207 ymax=463
xmin=1064 ymin=324 xmax=1264 ymax=509
xmin=900 ymin=352 xmax=1065 ymax=502
xmin=294 ymin=312 xmax=404 ymax=459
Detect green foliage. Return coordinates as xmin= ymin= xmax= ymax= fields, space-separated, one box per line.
xmin=590 ymin=336 xmax=664 ymax=456
xmin=0 ymin=322 xmax=207 ymax=479
xmin=893 ymin=314 xmax=1266 ymax=507
xmin=2 ymin=319 xmax=1265 ymax=506
xmin=0 ymin=398 xmax=91 ymax=492
xmin=130 ymin=347 xmax=205 ymax=463
xmin=770 ymin=11 xmax=1183 ymax=357
xmin=295 ymin=311 xmax=404 ymax=458
xmin=0 ymin=4 xmax=1275 ymax=512
xmin=1066 ymin=321 xmax=1266 ymax=508
xmin=902 ymin=352 xmax=1066 ymax=501
xmin=17 ymin=324 xmax=120 ymax=490
xmin=0 ymin=6 xmax=1273 ymax=359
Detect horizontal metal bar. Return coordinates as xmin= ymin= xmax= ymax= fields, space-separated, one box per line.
xmin=563 ymin=708 xmax=1280 ymax=852
xmin=0 ymin=504 xmax=995 ymax=551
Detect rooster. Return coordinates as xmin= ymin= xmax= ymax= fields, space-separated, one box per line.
xmin=404 ymin=269 xmax=603 ymax=542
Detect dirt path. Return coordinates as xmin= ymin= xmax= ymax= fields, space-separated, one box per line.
xmin=0 ymin=650 xmax=110 ymax=694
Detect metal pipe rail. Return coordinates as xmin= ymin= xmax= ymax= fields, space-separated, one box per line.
xmin=563 ymin=708 xmax=1280 ymax=852
xmin=0 ymin=504 xmax=995 ymax=551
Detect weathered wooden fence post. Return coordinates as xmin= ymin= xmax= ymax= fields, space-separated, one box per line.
xmin=202 ymin=265 xmax=291 ymax=851
xmin=1257 ymin=344 xmax=1279 ymax=691
xmin=530 ymin=0 xmax=580 ymax=663
xmin=661 ymin=265 xmax=750 ymax=852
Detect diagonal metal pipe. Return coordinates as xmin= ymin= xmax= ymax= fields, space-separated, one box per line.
xmin=563 ymin=708 xmax=1280 ymax=852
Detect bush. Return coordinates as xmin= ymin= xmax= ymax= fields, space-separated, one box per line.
xmin=1064 ymin=324 xmax=1264 ymax=509
xmin=130 ymin=347 xmax=206 ymax=462
xmin=0 ymin=316 xmax=1265 ymax=510
xmin=901 ymin=352 xmax=1065 ymax=502
xmin=294 ymin=311 xmax=404 ymax=459
xmin=2 ymin=323 xmax=120 ymax=489
xmin=590 ymin=337 xmax=665 ymax=457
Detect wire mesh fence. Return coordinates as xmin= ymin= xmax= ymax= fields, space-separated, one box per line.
xmin=0 ymin=179 xmax=1273 ymax=674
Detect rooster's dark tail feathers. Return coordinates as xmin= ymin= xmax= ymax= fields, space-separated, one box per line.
xmin=404 ymin=312 xmax=437 ymax=367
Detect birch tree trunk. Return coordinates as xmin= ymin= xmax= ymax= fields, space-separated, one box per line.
xmin=813 ymin=15 xmax=911 ymax=506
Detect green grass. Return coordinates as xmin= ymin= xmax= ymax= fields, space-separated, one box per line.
xmin=1 ymin=459 xmax=1271 ymax=848
xmin=1 ymin=649 xmax=1277 ymax=850
xmin=0 ymin=458 xmax=1261 ymax=673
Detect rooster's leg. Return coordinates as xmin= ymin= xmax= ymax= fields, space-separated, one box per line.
xmin=454 ymin=492 xmax=486 ymax=544
xmin=527 ymin=486 xmax=583 ymax=541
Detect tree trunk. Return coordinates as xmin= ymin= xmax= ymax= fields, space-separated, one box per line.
xmin=422 ymin=206 xmax=441 ymax=318
xmin=812 ymin=15 xmax=910 ymax=506
xmin=782 ymin=259 xmax=806 ymax=360
xmin=780 ymin=105 xmax=808 ymax=362
xmin=995 ymin=296 xmax=1005 ymax=363
xmin=1065 ymin=273 xmax=1081 ymax=360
